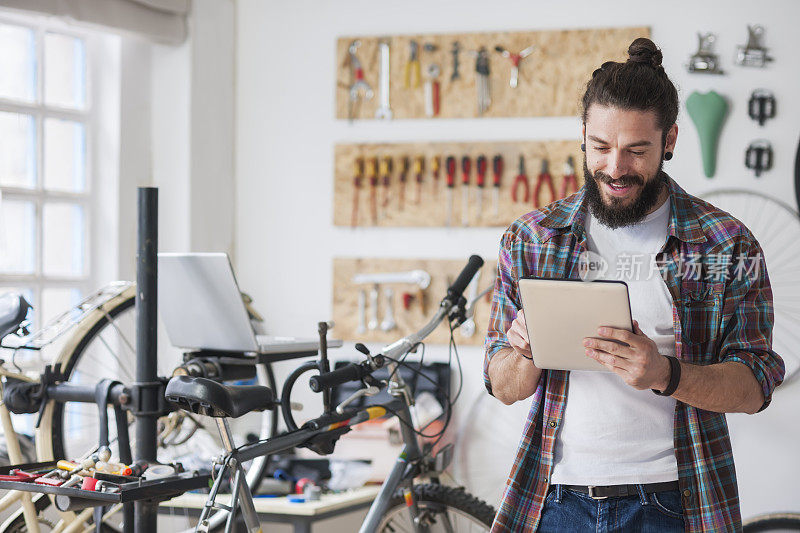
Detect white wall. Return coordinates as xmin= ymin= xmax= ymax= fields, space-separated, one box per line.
xmin=234 ymin=0 xmax=800 ymax=521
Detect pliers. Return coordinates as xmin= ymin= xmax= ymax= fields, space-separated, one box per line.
xmin=404 ymin=41 xmax=421 ymax=88
xmin=511 ymin=155 xmax=529 ymax=203
xmin=560 ymin=155 xmax=579 ymax=199
xmin=533 ymin=159 xmax=556 ymax=209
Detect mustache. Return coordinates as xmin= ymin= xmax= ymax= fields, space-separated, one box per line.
xmin=593 ymin=171 xmax=644 ymax=188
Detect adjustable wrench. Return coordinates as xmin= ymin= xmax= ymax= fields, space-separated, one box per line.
xmin=375 ymin=39 xmax=392 ymax=120
xmin=356 ymin=289 xmax=367 ymax=334
xmin=367 ymin=285 xmax=379 ymax=331
xmin=380 ymin=288 xmax=396 ymax=331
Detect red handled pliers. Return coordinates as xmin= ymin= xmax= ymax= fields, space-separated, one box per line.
xmin=560 ymin=155 xmax=579 ymax=199
xmin=511 ymin=155 xmax=529 ymax=203
xmin=533 ymin=159 xmax=556 ymax=209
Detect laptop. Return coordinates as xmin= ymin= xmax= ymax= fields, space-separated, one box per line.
xmin=158 ymin=253 xmax=341 ymax=354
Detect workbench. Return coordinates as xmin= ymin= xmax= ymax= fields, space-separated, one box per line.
xmin=159 ymin=485 xmax=381 ymax=533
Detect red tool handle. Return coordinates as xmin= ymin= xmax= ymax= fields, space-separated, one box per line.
xmin=461 ymin=156 xmax=471 ymax=185
xmin=446 ymin=156 xmax=456 ymax=187
xmin=493 ymin=154 xmax=503 ymax=187
xmin=400 ymin=156 xmax=410 ymax=183
xmin=432 ymin=81 xmax=440 ymax=116
xmin=476 ymin=155 xmax=487 ymax=187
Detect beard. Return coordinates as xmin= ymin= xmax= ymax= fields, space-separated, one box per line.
xmin=583 ymin=158 xmax=667 ymax=229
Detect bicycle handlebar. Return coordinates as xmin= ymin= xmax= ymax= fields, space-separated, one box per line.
xmin=310 ymin=255 xmax=484 ymax=392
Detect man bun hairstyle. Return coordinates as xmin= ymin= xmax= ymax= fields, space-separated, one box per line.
xmin=581 ymin=37 xmax=679 ymax=145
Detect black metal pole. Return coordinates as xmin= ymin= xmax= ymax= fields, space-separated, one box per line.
xmin=134 ymin=187 xmax=158 ymax=533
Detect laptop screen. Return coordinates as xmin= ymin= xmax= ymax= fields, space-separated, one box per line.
xmin=158 ymin=253 xmax=259 ymax=352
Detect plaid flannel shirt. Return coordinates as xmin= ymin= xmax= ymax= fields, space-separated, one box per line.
xmin=484 ymin=176 xmax=785 ymax=532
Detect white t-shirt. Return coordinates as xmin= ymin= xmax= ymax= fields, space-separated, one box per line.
xmin=550 ymin=198 xmax=679 ymax=485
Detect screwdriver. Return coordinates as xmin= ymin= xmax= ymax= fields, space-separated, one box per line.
xmin=476 ymin=155 xmax=487 ymax=220
xmin=492 ymin=154 xmax=503 ymax=218
xmin=351 ymin=156 xmax=365 ymax=227
xmin=368 ymin=157 xmax=379 ymax=224
xmin=413 ymin=155 xmax=425 ymax=204
xmin=461 ymin=156 xmax=472 ymax=226
xmin=399 ymin=156 xmax=410 ymax=210
xmin=379 ymin=156 xmax=392 ymax=215
xmin=431 ymin=155 xmax=441 ymax=198
xmin=445 ymin=155 xmax=456 ymax=227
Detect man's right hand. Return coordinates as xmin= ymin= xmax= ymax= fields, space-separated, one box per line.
xmin=507 ymin=309 xmax=534 ymax=360
xmin=488 ymin=309 xmax=542 ymax=405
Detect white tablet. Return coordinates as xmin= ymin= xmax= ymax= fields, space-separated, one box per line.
xmin=518 ymin=278 xmax=633 ymax=372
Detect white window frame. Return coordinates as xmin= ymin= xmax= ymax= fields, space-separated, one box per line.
xmin=0 ymin=11 xmax=107 ymax=325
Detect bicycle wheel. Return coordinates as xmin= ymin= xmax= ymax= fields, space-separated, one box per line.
xmin=700 ymin=189 xmax=800 ymax=383
xmin=33 ymin=285 xmax=276 ymax=528
xmin=744 ymin=513 xmax=800 ymax=532
xmin=376 ymin=483 xmax=495 ymax=532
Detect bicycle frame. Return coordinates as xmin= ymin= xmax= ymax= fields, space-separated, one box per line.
xmin=203 ymin=302 xmax=458 ymax=533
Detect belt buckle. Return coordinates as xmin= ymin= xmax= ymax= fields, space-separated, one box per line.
xmin=587 ymin=486 xmax=608 ymax=500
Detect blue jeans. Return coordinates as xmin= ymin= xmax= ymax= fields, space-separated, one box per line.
xmin=538 ymin=484 xmax=685 ymax=532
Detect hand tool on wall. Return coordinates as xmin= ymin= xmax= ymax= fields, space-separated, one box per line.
xmin=476 ymin=155 xmax=487 ymax=219
xmin=367 ymin=156 xmax=379 ymax=224
xmin=356 ymin=289 xmax=367 ymax=334
xmin=459 ymin=269 xmax=481 ymax=337
xmin=413 ymin=155 xmax=425 ymax=204
xmin=352 ymin=269 xmax=431 ymax=289
xmin=368 ymin=285 xmax=379 ymax=331
xmin=347 ymin=40 xmax=373 ymax=120
xmin=745 ymin=140 xmax=773 ymax=177
xmin=474 ymin=47 xmax=491 ymax=115
xmin=404 ymin=40 xmax=421 ymax=89
xmin=686 ymin=90 xmax=729 ymax=178
xmin=687 ymin=33 xmax=724 ymax=74
xmin=560 ymin=155 xmax=579 ymax=199
xmin=379 ymin=156 xmax=393 ymax=215
xmin=512 ymin=155 xmax=529 ymax=203
xmin=424 ymin=64 xmax=441 ymax=117
xmin=375 ymin=38 xmax=393 ymax=120
xmin=461 ymin=155 xmax=472 ymax=226
xmin=451 ymin=41 xmax=461 ymax=81
xmin=748 ymin=89 xmax=775 ymax=126
xmin=494 ymin=45 xmax=535 ymax=88
xmin=380 ymin=288 xmax=396 ymax=331
xmin=533 ymin=159 xmax=556 ymax=209
xmin=351 ymin=156 xmax=365 ymax=227
xmin=736 ymin=25 xmax=773 ymax=67
xmin=445 ymin=155 xmax=456 ymax=227
xmin=492 ymin=154 xmax=503 ymax=218
xmin=399 ymin=155 xmax=410 ymax=210
xmin=432 ymin=155 xmax=441 ymax=199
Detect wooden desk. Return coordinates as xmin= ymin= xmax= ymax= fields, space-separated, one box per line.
xmin=160 ymin=486 xmax=380 ymax=533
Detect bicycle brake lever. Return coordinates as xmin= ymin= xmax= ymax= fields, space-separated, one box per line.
xmin=336 ymin=385 xmax=380 ymax=414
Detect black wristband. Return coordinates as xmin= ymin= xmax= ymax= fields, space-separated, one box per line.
xmin=652 ymin=355 xmax=681 ymax=397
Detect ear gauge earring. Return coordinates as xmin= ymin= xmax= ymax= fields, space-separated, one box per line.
xmin=664 ymin=151 xmax=673 ymax=161
xmin=581 ymin=143 xmax=586 ymax=152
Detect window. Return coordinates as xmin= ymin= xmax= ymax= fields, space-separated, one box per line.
xmin=0 ymin=16 xmax=92 ymax=336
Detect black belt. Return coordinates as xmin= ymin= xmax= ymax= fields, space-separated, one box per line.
xmin=554 ymin=481 xmax=679 ymax=500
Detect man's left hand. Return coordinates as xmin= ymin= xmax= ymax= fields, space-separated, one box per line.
xmin=583 ymin=320 xmax=671 ymax=391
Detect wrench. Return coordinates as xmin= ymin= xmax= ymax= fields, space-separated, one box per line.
xmin=367 ymin=285 xmax=379 ymax=331
xmin=356 ymin=289 xmax=367 ymax=334
xmin=375 ymin=39 xmax=392 ymax=119
xmin=380 ymin=288 xmax=396 ymax=331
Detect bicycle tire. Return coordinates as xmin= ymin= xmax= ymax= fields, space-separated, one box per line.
xmin=743 ymin=513 xmax=800 ymax=532
xmin=375 ymin=483 xmax=496 ymax=532
xmin=33 ymin=285 xmax=276 ymax=531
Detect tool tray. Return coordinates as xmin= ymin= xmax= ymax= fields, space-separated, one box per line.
xmin=0 ymin=460 xmax=210 ymax=510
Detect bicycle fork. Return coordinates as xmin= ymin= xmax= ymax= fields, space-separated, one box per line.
xmin=197 ymin=418 xmax=261 ymax=533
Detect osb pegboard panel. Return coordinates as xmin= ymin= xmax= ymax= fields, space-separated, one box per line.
xmin=334 ymin=140 xmax=584 ymax=227
xmin=333 ymin=258 xmax=498 ymax=346
xmin=336 ymin=26 xmax=649 ymax=120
